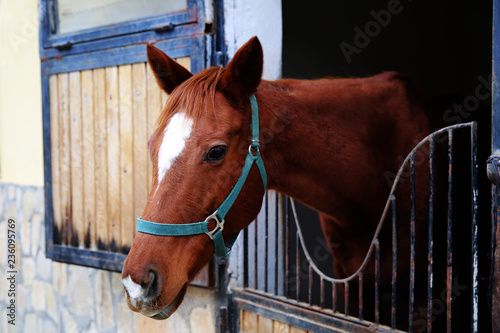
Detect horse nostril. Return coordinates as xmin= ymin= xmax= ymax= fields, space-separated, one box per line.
xmin=144 ymin=269 xmax=160 ymax=298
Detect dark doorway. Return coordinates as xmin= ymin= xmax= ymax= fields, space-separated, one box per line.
xmin=282 ymin=0 xmax=492 ymax=331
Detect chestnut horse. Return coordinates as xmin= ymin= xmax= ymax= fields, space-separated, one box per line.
xmin=121 ymin=36 xmax=431 ymax=323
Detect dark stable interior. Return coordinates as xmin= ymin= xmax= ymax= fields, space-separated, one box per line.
xmin=282 ymin=0 xmax=492 ymax=331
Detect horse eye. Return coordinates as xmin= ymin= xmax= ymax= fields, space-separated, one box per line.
xmin=204 ymin=145 xmax=227 ymax=162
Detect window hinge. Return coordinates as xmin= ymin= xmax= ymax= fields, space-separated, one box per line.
xmin=153 ymin=23 xmax=175 ymax=33
xmin=53 ymin=41 xmax=73 ymax=51
xmin=218 ymin=306 xmax=228 ymax=332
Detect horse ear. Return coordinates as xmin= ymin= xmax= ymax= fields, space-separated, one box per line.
xmin=219 ymin=36 xmax=263 ymax=103
xmin=146 ymin=44 xmax=193 ymax=95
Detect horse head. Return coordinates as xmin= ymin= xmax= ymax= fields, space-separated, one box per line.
xmin=121 ymin=37 xmax=267 ymax=319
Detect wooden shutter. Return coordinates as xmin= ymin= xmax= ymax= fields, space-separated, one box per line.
xmin=49 ymin=59 xmax=190 ymax=253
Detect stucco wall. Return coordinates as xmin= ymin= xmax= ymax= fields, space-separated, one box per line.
xmin=0 ymin=0 xmax=44 ymax=187
xmin=224 ymin=0 xmax=282 ymax=80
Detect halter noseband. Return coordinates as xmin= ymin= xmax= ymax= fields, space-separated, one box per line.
xmin=136 ymin=94 xmax=267 ymax=258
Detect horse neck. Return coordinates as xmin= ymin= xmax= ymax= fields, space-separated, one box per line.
xmin=257 ymin=79 xmax=396 ymax=228
xmin=257 ymin=80 xmax=344 ymax=213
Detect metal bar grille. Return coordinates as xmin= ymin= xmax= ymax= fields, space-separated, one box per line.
xmin=239 ymin=122 xmax=484 ymax=333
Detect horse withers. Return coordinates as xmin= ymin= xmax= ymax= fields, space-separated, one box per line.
xmin=121 ymin=36 xmax=432 ymax=323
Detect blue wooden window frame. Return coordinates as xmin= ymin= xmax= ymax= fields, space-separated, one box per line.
xmin=40 ymin=0 xmax=200 ymax=53
xmin=40 ymin=0 xmax=209 ymax=274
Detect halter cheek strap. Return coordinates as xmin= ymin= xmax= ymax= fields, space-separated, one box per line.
xmin=136 ymin=94 xmax=267 ymax=258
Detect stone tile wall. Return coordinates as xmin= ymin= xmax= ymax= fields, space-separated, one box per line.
xmin=0 ymin=182 xmax=216 ymax=332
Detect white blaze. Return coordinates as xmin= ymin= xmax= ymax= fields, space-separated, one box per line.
xmin=157 ymin=112 xmax=194 ymax=187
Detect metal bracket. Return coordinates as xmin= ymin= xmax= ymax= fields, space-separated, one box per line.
xmin=53 ymin=41 xmax=72 ymax=51
xmin=153 ymin=22 xmax=175 ymax=33
xmin=205 ymin=211 xmax=224 ymax=240
xmin=487 ymin=153 xmax=500 ymax=185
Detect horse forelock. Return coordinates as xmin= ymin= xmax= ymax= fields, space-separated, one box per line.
xmin=155 ymin=67 xmax=225 ymax=131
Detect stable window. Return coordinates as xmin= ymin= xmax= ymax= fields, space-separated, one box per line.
xmin=41 ymin=0 xmax=218 ymax=286
xmin=55 ymin=0 xmax=187 ymax=34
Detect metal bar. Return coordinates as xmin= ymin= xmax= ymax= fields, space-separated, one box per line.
xmin=446 ymin=129 xmax=453 ymax=333
xmin=391 ymin=195 xmax=397 ymax=330
xmin=358 ymin=272 xmax=363 ymax=321
xmin=345 ymin=282 xmax=349 ymax=317
xmin=265 ymin=192 xmax=269 ymax=293
xmin=309 ymin=264 xmax=313 ymax=305
xmin=254 ymin=212 xmax=258 ymax=290
xmin=375 ymin=239 xmax=380 ymax=325
xmin=409 ymin=153 xmax=416 ymax=333
xmin=332 ymin=282 xmax=337 ymax=313
xmin=256 ymin=197 xmax=267 ymax=291
xmin=470 ymin=123 xmax=479 ymax=333
xmin=247 ymin=212 xmax=256 ymax=289
xmin=285 ymin=197 xmax=290 ymax=298
xmin=266 ymin=192 xmax=277 ymax=294
xmin=233 ymin=288 xmax=402 ymax=333
xmin=320 ymin=277 xmax=325 ymax=308
xmin=296 ymin=228 xmax=300 ymax=301
xmin=276 ymin=193 xmax=281 ymax=296
xmin=243 ymin=227 xmax=248 ymax=288
xmin=427 ymin=136 xmax=435 ymax=333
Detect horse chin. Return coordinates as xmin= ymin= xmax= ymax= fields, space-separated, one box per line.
xmin=148 ymin=283 xmax=188 ymax=320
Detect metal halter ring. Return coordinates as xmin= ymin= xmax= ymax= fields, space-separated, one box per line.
xmin=204 ymin=211 xmax=225 ymax=240
xmin=248 ymin=141 xmax=260 ymax=156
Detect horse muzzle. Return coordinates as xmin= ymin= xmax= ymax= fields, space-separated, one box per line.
xmin=122 ymin=273 xmax=187 ymax=320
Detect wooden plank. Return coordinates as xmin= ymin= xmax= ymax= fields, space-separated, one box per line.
xmin=81 ymin=69 xmax=95 ymax=249
xmin=161 ymin=88 xmax=169 ymax=116
xmin=118 ymin=64 xmax=134 ymax=251
xmin=69 ymin=71 xmax=84 ymax=248
xmin=93 ymin=68 xmax=109 ymax=250
xmin=290 ymin=327 xmax=308 ymax=333
xmin=146 ymin=63 xmax=162 ymax=194
xmin=258 ymin=316 xmax=274 ymax=333
xmin=132 ymin=63 xmax=148 ymax=228
xmin=176 ymin=57 xmax=191 ymax=73
xmin=106 ymin=66 xmax=121 ymax=252
xmin=273 ymin=320 xmax=290 ymax=333
xmin=241 ymin=310 xmax=259 ymax=333
xmin=58 ymin=72 xmax=71 ymax=245
xmin=49 ymin=75 xmax=62 ymax=243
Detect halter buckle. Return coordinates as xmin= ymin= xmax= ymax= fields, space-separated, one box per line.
xmin=205 ymin=211 xmax=225 ymax=240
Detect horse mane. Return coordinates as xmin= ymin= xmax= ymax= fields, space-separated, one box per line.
xmin=156 ymin=67 xmax=225 ymax=130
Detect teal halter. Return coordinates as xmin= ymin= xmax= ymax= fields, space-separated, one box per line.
xmin=136 ymin=94 xmax=267 ymax=258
